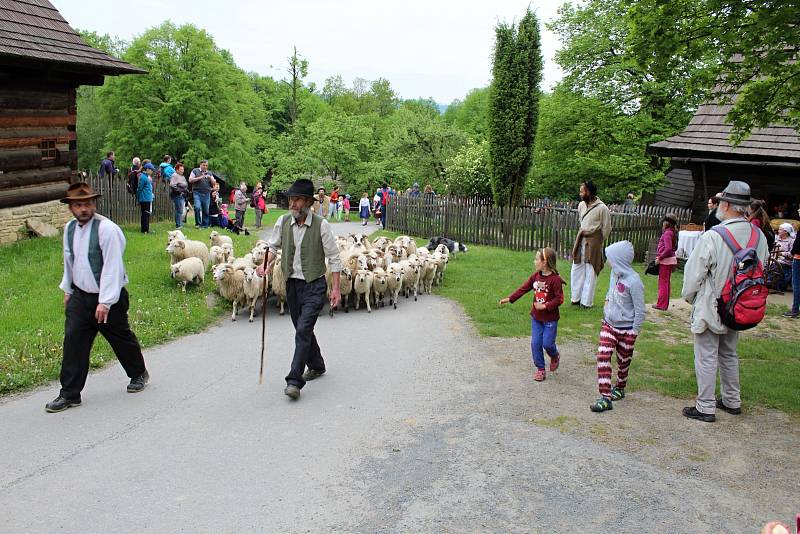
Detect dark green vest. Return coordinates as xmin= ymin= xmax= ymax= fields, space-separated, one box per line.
xmin=281 ymin=213 xmax=326 ymax=281
xmin=66 ymin=217 xmax=104 ymax=284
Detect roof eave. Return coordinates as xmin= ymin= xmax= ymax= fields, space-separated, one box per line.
xmin=648 ymin=141 xmax=800 ymax=164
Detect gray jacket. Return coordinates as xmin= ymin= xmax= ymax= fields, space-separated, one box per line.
xmin=603 ymin=241 xmax=646 ymax=333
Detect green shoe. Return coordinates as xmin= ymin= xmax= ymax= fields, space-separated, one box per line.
xmin=590 ymin=397 xmax=613 ymax=412
xmin=610 ymin=387 xmax=625 ymax=401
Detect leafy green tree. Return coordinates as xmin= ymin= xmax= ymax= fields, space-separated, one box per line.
xmin=487 ymin=8 xmax=543 ymax=206
xmin=443 ymin=87 xmax=489 ymax=142
xmin=284 ymin=46 xmax=308 ymax=130
xmin=302 ymin=112 xmax=374 ymax=181
xmin=444 ymin=140 xmax=492 ymax=196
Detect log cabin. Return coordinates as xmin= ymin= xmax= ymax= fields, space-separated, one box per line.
xmin=0 ymin=0 xmax=144 ymax=244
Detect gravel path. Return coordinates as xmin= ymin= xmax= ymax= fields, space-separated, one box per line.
xmin=0 ymin=220 xmax=794 ymax=532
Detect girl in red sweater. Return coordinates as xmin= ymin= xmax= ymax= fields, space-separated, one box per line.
xmin=499 ymin=247 xmax=566 ymax=381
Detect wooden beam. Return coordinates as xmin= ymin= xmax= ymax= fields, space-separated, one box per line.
xmin=0 ymin=148 xmax=42 ymax=171
xmin=0 ymin=116 xmax=73 ymax=128
xmin=0 ymin=137 xmax=70 ymax=149
xmin=0 ymin=166 xmax=72 ymax=190
xmin=0 ymin=182 xmax=69 ymax=209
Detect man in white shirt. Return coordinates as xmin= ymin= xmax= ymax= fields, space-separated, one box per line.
xmin=46 ymin=183 xmax=149 ymax=413
xmin=259 ymin=179 xmax=341 ymax=400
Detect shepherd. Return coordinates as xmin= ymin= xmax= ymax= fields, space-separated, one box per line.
xmin=570 ymin=181 xmax=611 ymax=308
xmin=258 ymin=179 xmax=342 ymax=400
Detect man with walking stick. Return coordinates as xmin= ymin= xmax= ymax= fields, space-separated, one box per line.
xmin=257 ymin=179 xmax=341 ymax=400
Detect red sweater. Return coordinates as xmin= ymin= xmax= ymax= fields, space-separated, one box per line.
xmin=508 ymin=271 xmax=564 ymax=322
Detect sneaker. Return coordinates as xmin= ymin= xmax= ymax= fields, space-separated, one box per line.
xmin=715 ymin=397 xmax=742 ymax=415
xmin=682 ymin=406 xmax=715 ymax=422
xmin=533 ymin=368 xmax=546 ymax=381
xmin=610 ymin=386 xmax=625 ymax=401
xmin=302 ymin=368 xmax=326 ymax=381
xmin=549 ymin=354 xmax=560 ymax=372
xmin=284 ymin=384 xmax=300 ymax=400
xmin=590 ymin=397 xmax=613 ymax=412
xmin=45 ymin=395 xmax=81 ymax=413
xmin=127 ymin=370 xmax=149 ymax=393
xmin=782 ymin=311 xmax=798 ymax=318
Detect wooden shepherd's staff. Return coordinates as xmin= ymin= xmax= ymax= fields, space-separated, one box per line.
xmin=259 ymin=254 xmax=270 ymax=384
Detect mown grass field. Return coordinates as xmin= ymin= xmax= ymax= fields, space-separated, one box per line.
xmin=0 ymin=209 xmax=284 ymax=394
xmin=375 ymin=230 xmax=800 ymax=414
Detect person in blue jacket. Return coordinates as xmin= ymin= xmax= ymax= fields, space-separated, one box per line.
xmin=159 ymin=155 xmax=175 ymax=185
xmin=137 ymin=162 xmax=155 ymax=233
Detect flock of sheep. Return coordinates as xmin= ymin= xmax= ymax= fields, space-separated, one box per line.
xmin=164 ymin=229 xmax=457 ymax=323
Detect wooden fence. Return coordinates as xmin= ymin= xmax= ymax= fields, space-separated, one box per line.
xmin=82 ymin=172 xmax=176 ymax=226
xmin=386 ymin=196 xmax=691 ymax=262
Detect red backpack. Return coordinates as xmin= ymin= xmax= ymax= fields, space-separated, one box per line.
xmin=711 ymin=225 xmax=767 ymax=330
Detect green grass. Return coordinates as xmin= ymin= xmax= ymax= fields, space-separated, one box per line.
xmin=0 ymin=209 xmax=285 ymax=394
xmin=375 ymin=230 xmax=800 ymax=414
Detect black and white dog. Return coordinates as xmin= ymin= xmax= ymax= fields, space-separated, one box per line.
xmin=426 ymin=236 xmax=468 ymax=256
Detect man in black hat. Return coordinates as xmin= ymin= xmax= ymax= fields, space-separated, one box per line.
xmin=260 ymin=179 xmax=342 ymax=400
xmin=45 ymin=183 xmax=149 ymax=413
xmin=681 ymin=180 xmax=768 ymax=423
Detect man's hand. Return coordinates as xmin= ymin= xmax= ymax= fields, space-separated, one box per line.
xmin=95 ymin=304 xmax=110 ymax=324
xmin=329 ymin=287 xmax=341 ymax=310
xmin=63 ymin=293 xmax=70 ymax=308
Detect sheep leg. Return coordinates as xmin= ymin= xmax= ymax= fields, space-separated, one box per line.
xmin=355 ymin=293 xmax=360 ymax=310
xmin=181 ymin=281 xmax=187 ymax=292
xmin=343 ymin=293 xmax=349 ymax=313
xmin=279 ymin=297 xmax=285 ymax=315
xmin=414 ymin=282 xmax=418 ymax=302
xmin=365 ymin=291 xmax=371 ymax=313
xmin=249 ymin=297 xmax=256 ymax=322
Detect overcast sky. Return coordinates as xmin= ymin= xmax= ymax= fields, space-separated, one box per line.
xmin=56 ymin=0 xmax=566 ymax=104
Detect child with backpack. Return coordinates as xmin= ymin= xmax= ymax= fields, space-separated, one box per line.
xmin=590 ymin=240 xmax=645 ymax=412
xmin=499 ymin=247 xmax=565 ymax=381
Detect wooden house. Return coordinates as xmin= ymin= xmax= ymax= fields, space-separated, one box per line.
xmin=0 ymin=0 xmax=144 ymax=244
xmin=648 ymin=102 xmax=800 ymax=223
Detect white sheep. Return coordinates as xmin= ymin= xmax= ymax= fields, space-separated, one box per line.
xmin=166 ymin=239 xmax=210 ymax=269
xmin=371 ymin=268 xmax=389 ymax=308
xmin=170 ymin=257 xmax=205 ymax=292
xmin=242 ymin=267 xmax=265 ymax=322
xmin=432 ymin=251 xmax=448 ymax=285
xmin=213 ymin=264 xmax=247 ymax=321
xmin=353 ymin=269 xmax=374 ymax=312
xmin=420 ymin=257 xmax=438 ymax=295
xmin=270 ymin=256 xmax=287 ymax=315
xmin=167 ymin=229 xmax=186 ymax=243
xmin=337 ymin=267 xmax=354 ymax=313
xmin=231 ymin=253 xmax=256 ymax=270
xmin=386 ymin=263 xmax=403 ymax=309
xmin=209 ymin=245 xmax=225 ymax=268
xmin=220 ymin=243 xmax=234 ymax=263
xmin=210 ymin=230 xmax=233 ymax=248
xmin=400 ymin=259 xmax=420 ymax=301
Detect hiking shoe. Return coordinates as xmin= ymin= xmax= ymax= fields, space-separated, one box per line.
xmin=45 ymin=395 xmax=81 ymax=413
xmin=571 ymin=301 xmax=580 ymax=306
xmin=302 ymin=368 xmax=326 ymax=381
xmin=682 ymin=406 xmax=715 ymax=422
xmin=716 ymin=397 xmax=742 ymax=415
xmin=610 ymin=386 xmax=625 ymax=401
xmin=533 ymin=368 xmax=546 ymax=381
xmin=590 ymin=397 xmax=613 ymax=412
xmin=284 ymin=385 xmax=300 ymax=400
xmin=549 ymin=354 xmax=560 ymax=372
xmin=782 ymin=311 xmax=798 ymax=318
xmin=127 ymin=370 xmax=149 ymax=393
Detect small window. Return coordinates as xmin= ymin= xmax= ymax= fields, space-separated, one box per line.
xmin=40 ymin=139 xmax=56 ymax=160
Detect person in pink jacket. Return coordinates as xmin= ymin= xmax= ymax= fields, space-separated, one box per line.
xmin=653 ymin=213 xmax=678 ymax=310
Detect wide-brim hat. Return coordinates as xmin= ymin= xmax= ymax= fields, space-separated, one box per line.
xmin=662 ymin=212 xmax=678 ymax=226
xmin=60 ymin=182 xmax=101 ymax=203
xmin=717 ymin=180 xmax=751 ymax=206
xmin=286 ymin=179 xmax=316 ymax=199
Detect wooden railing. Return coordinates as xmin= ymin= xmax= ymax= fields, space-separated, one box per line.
xmin=386 ymin=196 xmax=691 ymax=262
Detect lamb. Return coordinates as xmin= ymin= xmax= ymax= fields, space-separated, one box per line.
xmin=372 ymin=236 xmax=391 ymax=251
xmin=212 ymin=264 xmax=247 ymax=321
xmin=170 ymin=257 xmax=205 ymax=292
xmin=220 ymin=243 xmax=234 ymax=263
xmin=251 ymin=246 xmax=267 ymax=268
xmin=231 ymin=253 xmax=256 ymax=270
xmin=167 ymin=229 xmax=186 ymax=243
xmin=400 ymin=259 xmax=421 ymax=301
xmin=420 ymin=257 xmax=438 ymax=295
xmin=353 ymin=269 xmax=374 ymax=312
xmin=334 ymin=267 xmax=354 ymax=313
xmin=371 ymin=268 xmax=389 ymax=308
xmin=386 ymin=263 xmax=403 ymax=309
xmin=166 ymin=239 xmax=210 ymax=269
xmin=431 ymin=251 xmax=448 ymax=285
xmin=209 ymin=245 xmax=225 ymax=268
xmin=270 ymin=255 xmax=287 ymax=315
xmin=242 ymin=267 xmax=265 ymax=322
xmin=210 ymin=230 xmax=233 ymax=248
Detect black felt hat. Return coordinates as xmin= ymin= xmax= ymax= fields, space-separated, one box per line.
xmin=285 ymin=179 xmax=315 ymax=199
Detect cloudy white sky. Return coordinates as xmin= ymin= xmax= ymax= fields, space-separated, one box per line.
xmin=56 ymin=0 xmax=566 ymax=104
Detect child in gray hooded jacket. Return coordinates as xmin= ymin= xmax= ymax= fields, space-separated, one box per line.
xmin=590 ymin=240 xmax=646 ymax=412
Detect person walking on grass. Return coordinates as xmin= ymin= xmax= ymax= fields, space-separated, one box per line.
xmin=46 ymin=183 xmax=149 ymax=413
xmin=137 ymin=162 xmax=155 ymax=234
xmin=499 ymin=247 xmax=565 ymax=382
xmin=652 ymin=213 xmax=678 ymax=311
xmin=570 ymin=181 xmax=611 ymax=308
xmin=590 ymin=241 xmax=645 ymax=413
xmin=258 ymin=179 xmax=342 ymax=401
xmin=359 ymin=192 xmax=371 ymax=226
xmin=681 ymin=181 xmax=768 ymax=422
xmin=234 ymin=182 xmax=249 ymax=230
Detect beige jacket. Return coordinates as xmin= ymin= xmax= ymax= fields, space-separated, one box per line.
xmin=571 ymin=198 xmax=612 ymax=274
xmin=681 ymin=217 xmax=768 ymax=334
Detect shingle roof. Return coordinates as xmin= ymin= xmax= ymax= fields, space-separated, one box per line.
xmin=649 ymin=103 xmax=800 ymax=162
xmin=0 ymin=0 xmax=145 ymax=75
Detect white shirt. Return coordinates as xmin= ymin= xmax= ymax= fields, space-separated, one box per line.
xmin=359 ymin=198 xmax=371 ymax=208
xmin=59 ymin=215 xmax=129 ymax=307
xmin=267 ymin=213 xmax=342 ymax=279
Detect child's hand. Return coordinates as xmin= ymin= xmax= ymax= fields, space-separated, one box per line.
xmin=498 ymin=297 xmax=510 ymax=306
xmin=534 ymin=302 xmax=546 ymax=311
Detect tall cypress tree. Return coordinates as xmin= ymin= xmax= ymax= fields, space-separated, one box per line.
xmin=488 ymin=8 xmax=543 ymax=207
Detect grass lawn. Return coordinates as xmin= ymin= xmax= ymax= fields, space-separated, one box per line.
xmin=0 ymin=208 xmax=284 ymax=395
xmin=374 ymin=230 xmax=800 ymax=415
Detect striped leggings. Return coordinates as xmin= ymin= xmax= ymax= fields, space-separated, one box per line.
xmin=597 ymin=321 xmax=638 ymax=398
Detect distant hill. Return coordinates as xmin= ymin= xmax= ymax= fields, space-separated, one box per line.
xmin=436 ymin=102 xmax=448 ymax=114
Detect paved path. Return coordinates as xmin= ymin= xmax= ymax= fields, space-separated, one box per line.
xmin=0 ymin=220 xmax=785 ymax=532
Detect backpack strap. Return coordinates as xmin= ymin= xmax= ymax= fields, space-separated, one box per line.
xmin=711 ymin=226 xmax=743 ymax=253
xmin=745 ymin=227 xmax=760 ymax=249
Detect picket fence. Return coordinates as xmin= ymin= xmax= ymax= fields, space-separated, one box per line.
xmin=386 ymin=196 xmax=691 ymax=262
xmin=83 ymin=172 xmax=176 ymax=226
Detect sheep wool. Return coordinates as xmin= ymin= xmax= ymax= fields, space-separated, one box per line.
xmin=170 ymin=257 xmax=205 ymax=292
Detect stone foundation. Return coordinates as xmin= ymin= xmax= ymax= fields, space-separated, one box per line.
xmin=0 ymin=200 xmax=72 ymax=245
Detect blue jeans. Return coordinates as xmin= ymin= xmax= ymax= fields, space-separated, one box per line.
xmin=792 ymin=259 xmax=800 ymax=314
xmin=193 ymin=191 xmax=210 ymax=227
xmin=531 ymin=318 xmax=559 ymax=370
xmin=172 ymin=195 xmax=185 ymax=228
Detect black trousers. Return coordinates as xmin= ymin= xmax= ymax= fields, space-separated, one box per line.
xmin=285 ymin=277 xmax=327 ymax=388
xmin=60 ymin=286 xmax=146 ymax=400
xmin=139 ymin=201 xmax=151 ymax=233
